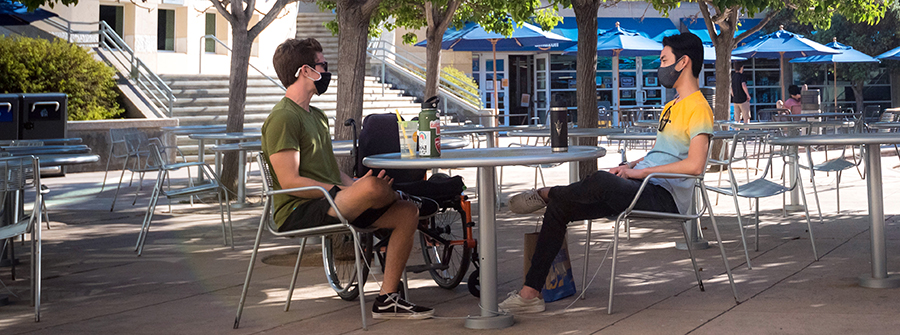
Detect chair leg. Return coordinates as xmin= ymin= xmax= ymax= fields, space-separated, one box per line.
xmin=730 ymin=194 xmax=753 ymax=269
xmin=284 ymin=238 xmax=307 ymax=312
xmin=100 ymin=145 xmax=114 ymax=193
xmin=402 ymin=270 xmax=410 ymax=301
xmin=218 ymin=189 xmax=228 ymax=247
xmin=755 ymin=199 xmax=760 ymax=252
xmin=42 ymin=200 xmax=50 ymax=230
xmin=835 ymin=171 xmax=842 ymax=214
xmin=625 ymin=218 xmax=631 ymax=240
xmin=607 ymin=215 xmax=623 ymax=315
xmin=808 ymin=170 xmax=824 ymax=224
xmin=699 ymin=186 xmax=739 ymax=303
xmin=234 ymin=204 xmax=270 ymax=329
xmin=351 ymin=230 xmax=368 ymax=330
xmin=136 ymin=171 xmax=165 ymax=256
xmin=797 ymin=175 xmax=819 ymax=261
xmin=32 ymin=204 xmax=41 ymax=322
xmin=581 ymin=219 xmax=593 ymax=299
xmin=110 ymin=155 xmax=131 ymax=212
xmin=680 ymin=220 xmax=704 ymax=291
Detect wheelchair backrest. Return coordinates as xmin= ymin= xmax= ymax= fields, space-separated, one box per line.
xmin=356 ymin=113 xmax=426 ymax=183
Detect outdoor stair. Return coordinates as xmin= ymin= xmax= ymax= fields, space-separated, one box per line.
xmin=295 ymin=12 xmax=339 ymax=71
xmin=162 ymin=74 xmax=421 ymax=162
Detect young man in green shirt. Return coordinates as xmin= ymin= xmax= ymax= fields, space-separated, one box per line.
xmin=262 ymin=38 xmax=433 ymax=320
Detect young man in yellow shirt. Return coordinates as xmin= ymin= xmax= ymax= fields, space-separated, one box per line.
xmin=503 ymin=32 xmax=714 ymax=314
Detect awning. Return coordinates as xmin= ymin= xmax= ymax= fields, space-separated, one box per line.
xmin=681 ymin=18 xmax=762 ymax=45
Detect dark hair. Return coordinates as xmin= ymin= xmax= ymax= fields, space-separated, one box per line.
xmin=733 ymin=61 xmax=744 ymax=71
xmin=662 ymin=32 xmax=703 ymax=78
xmin=273 ymin=38 xmax=323 ymax=87
xmin=788 ymin=85 xmax=801 ymax=96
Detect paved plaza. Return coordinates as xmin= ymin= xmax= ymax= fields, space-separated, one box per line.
xmin=2 ymin=138 xmax=900 ymax=334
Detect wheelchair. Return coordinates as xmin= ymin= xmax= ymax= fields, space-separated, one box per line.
xmin=322 ymin=113 xmax=480 ymax=301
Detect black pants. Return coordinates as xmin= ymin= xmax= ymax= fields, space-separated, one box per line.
xmin=523 ymin=170 xmax=679 ymax=291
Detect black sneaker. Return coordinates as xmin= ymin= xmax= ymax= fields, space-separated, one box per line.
xmin=397 ymin=191 xmax=439 ymax=219
xmin=372 ymin=293 xmax=434 ymax=320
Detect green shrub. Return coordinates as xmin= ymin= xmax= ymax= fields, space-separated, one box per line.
xmin=440 ymin=66 xmax=480 ymax=107
xmin=0 ymin=36 xmax=124 ymax=120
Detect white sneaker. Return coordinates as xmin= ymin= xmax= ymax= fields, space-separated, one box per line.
xmin=508 ymin=189 xmax=547 ymax=214
xmin=498 ymin=290 xmax=545 ymax=314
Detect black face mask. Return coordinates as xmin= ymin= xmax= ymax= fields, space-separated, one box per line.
xmin=308 ymin=70 xmax=331 ymax=96
xmin=658 ymin=56 xmax=685 ymax=89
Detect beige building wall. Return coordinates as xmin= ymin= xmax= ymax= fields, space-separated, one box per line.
xmin=393 ymin=27 xmax=473 ymax=77
xmin=38 ymin=0 xmax=297 ymax=75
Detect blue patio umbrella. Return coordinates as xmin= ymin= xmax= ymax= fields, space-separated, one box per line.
xmin=875 ymin=45 xmax=900 ymax=60
xmin=703 ymin=43 xmax=745 ymax=64
xmin=732 ymin=26 xmax=840 ymax=100
xmin=0 ymin=0 xmax=57 ymax=26
xmin=790 ymin=38 xmax=879 ymax=107
xmin=415 ymin=20 xmax=572 ymax=117
xmin=563 ymin=22 xmax=663 ymax=109
xmin=562 ymin=22 xmax=663 ymax=56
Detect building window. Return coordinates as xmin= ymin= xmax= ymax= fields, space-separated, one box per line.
xmin=99 ymin=5 xmax=123 ymax=38
xmin=158 ymin=9 xmax=175 ymax=51
xmin=205 ymin=13 xmax=216 ymax=53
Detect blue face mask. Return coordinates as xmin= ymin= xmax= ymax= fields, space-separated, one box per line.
xmin=658 ymin=56 xmax=685 ymax=89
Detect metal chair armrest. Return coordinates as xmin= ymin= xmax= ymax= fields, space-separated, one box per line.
xmin=265 ymin=186 xmax=348 ymax=223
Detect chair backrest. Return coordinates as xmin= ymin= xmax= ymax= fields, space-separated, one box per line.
xmin=0 ymin=156 xmax=41 ymax=235
xmin=356 ymin=113 xmax=426 ymax=182
xmin=801 ymin=90 xmax=821 ymax=112
xmin=256 ymin=153 xmax=282 ymax=234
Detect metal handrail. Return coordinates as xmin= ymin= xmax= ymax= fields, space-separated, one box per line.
xmin=199 ymin=35 xmax=286 ymax=91
xmin=367 ymin=39 xmax=481 ymax=108
xmin=41 ymin=17 xmax=175 ymax=117
xmin=369 ymin=39 xmax=480 ymax=94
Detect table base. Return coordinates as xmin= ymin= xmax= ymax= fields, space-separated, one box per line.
xmin=783 ymin=204 xmax=806 ymax=212
xmin=464 ymin=314 xmax=515 ymax=329
xmin=675 ymin=239 xmax=709 ymax=251
xmin=230 ymin=202 xmax=249 ymax=209
xmin=859 ymin=274 xmax=900 ymax=289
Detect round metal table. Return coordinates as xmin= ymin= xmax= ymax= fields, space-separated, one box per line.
xmin=364 ymin=146 xmax=606 ymax=329
xmin=769 ymin=133 xmax=900 ymax=289
xmin=508 ymin=127 xmax=624 ymax=182
xmin=34 ymin=154 xmax=100 ymax=167
xmin=189 ymin=132 xmax=261 ymax=208
xmin=0 ymin=138 xmax=82 ymax=146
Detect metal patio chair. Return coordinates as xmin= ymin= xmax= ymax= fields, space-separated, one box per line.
xmin=134 ymin=143 xmax=230 ymax=256
xmin=234 ymin=154 xmax=372 ymax=330
xmin=583 ymin=138 xmax=740 ymax=314
xmin=0 ymin=155 xmax=43 ymax=321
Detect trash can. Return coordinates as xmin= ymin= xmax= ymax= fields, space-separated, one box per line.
xmin=20 ymin=93 xmax=67 ymax=140
xmin=0 ymin=94 xmax=19 ymax=141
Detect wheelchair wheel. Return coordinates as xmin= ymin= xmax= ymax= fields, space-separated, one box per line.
xmin=419 ymin=204 xmax=472 ymax=289
xmin=322 ymin=232 xmax=372 ymax=301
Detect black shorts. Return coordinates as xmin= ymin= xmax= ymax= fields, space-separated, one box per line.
xmin=279 ymin=186 xmax=390 ymax=232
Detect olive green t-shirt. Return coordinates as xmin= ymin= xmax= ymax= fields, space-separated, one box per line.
xmin=261 ymin=97 xmax=343 ymax=229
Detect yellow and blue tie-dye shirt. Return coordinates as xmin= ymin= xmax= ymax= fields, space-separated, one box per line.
xmin=633 ymin=90 xmax=714 ymax=214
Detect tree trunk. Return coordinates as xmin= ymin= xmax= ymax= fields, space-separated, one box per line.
xmin=335 ymin=2 xmax=376 ymax=175
xmin=572 ymin=0 xmax=601 ymax=179
xmin=710 ymin=29 xmax=736 ymax=162
xmin=424 ymin=27 xmax=443 ymax=99
xmin=220 ymin=24 xmax=252 ymax=192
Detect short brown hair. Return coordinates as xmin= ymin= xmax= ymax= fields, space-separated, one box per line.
xmin=273 ymin=38 xmax=323 ymax=87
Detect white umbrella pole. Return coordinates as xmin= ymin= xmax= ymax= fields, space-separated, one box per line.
xmin=780 ymin=52 xmax=786 ymax=104
xmin=491 ymin=39 xmax=499 ymax=126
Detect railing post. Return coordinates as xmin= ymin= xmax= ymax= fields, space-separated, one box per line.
xmin=67 ymin=21 xmax=71 ymax=43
